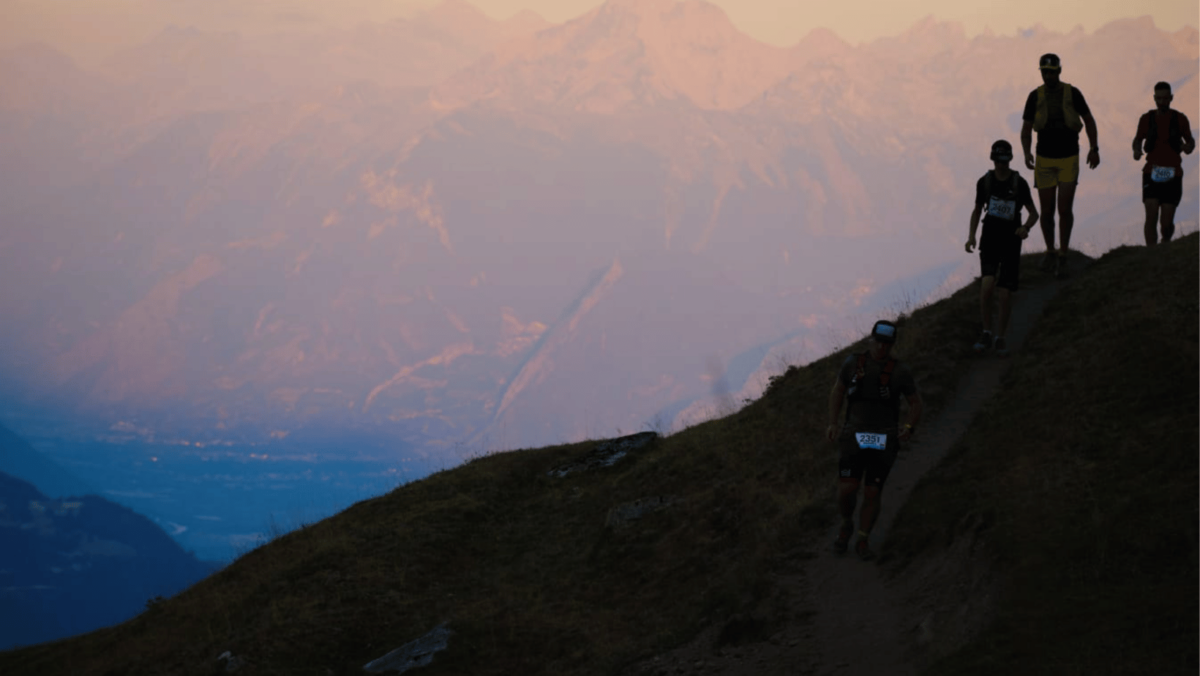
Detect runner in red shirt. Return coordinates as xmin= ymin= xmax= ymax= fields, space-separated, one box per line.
xmin=1132 ymin=82 xmax=1196 ymax=246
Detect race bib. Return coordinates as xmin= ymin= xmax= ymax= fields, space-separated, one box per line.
xmin=988 ymin=197 xmax=1017 ymax=220
xmin=1151 ymin=166 xmax=1176 ymax=183
xmin=855 ymin=432 xmax=888 ymax=451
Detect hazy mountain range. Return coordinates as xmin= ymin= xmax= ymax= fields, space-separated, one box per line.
xmin=0 ymin=0 xmax=1196 ymax=456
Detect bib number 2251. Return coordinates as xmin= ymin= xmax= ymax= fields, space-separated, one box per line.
xmin=855 ymin=432 xmax=887 ymax=451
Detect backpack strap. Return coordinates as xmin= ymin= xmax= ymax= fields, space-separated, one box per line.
xmin=845 ymin=353 xmax=899 ymax=423
xmin=852 ymin=352 xmax=896 ymax=386
xmin=1145 ymin=109 xmax=1158 ymax=154
xmin=853 ymin=352 xmax=868 ymax=382
xmin=1170 ymin=109 xmax=1183 ymax=153
xmin=1061 ymin=84 xmax=1081 ymax=131
xmin=1145 ymin=109 xmax=1184 ymax=155
xmin=984 ymin=170 xmax=1018 ymax=197
xmin=879 ymin=357 xmax=896 ymax=388
xmin=845 ymin=352 xmax=869 ymax=420
xmin=847 ymin=351 xmax=895 ymax=394
xmin=1034 ymin=85 xmax=1047 ymax=131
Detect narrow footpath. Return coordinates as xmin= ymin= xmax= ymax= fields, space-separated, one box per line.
xmin=626 ymin=265 xmax=1080 ymax=676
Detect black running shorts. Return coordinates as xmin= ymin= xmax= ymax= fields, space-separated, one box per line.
xmin=979 ymin=240 xmax=1021 ymax=291
xmin=1143 ymin=172 xmax=1183 ymax=206
xmin=837 ymin=430 xmax=899 ymax=488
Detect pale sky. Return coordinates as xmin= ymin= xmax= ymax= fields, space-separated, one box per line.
xmin=1 ymin=0 xmax=1195 ymax=65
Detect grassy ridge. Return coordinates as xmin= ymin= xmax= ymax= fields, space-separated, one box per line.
xmin=5 ymin=240 xmax=1180 ymax=676
xmin=887 ymin=233 xmax=1199 ymax=674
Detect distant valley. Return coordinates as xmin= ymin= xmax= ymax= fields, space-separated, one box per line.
xmin=0 ymin=418 xmax=425 ymax=561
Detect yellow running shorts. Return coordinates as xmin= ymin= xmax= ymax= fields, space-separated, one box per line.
xmin=1034 ymin=154 xmax=1080 ymax=189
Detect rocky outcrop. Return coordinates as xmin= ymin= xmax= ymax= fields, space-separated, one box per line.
xmin=547 ymin=432 xmax=658 ymax=478
xmin=363 ymin=622 xmax=453 ymax=674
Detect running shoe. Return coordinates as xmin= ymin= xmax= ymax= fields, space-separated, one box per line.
xmin=833 ymin=520 xmax=853 ymax=554
xmin=972 ymin=330 xmax=993 ymax=353
xmin=1039 ymin=252 xmax=1056 ymax=272
xmin=994 ymin=336 xmax=1009 ymax=357
xmin=1055 ymin=254 xmax=1069 ymax=279
xmin=855 ymin=536 xmax=876 ymax=561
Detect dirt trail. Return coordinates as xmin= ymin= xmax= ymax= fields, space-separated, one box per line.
xmin=625 ymin=271 xmax=1074 ymax=676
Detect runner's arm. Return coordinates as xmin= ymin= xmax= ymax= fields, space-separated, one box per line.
xmin=1132 ymin=114 xmax=1147 ymax=160
xmin=826 ymin=379 xmax=847 ymax=442
xmin=1082 ymin=112 xmax=1100 ymax=168
xmin=1183 ymin=115 xmax=1196 ymax=155
xmin=1020 ymin=120 xmax=1035 ymax=169
xmin=966 ymin=204 xmax=983 ymax=252
xmin=898 ymin=392 xmax=923 ymax=442
xmin=1021 ymin=185 xmax=1038 ymax=235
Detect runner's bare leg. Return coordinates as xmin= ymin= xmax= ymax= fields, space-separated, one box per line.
xmin=1057 ymin=182 xmax=1078 ymax=253
xmin=1038 ymin=185 xmax=1058 ymax=251
xmin=1144 ymin=199 xmax=1161 ymax=246
xmin=997 ymin=287 xmax=1013 ymax=337
xmin=838 ymin=478 xmax=860 ymax=521
xmin=859 ymin=485 xmax=881 ymax=534
xmin=980 ymin=276 xmax=996 ymax=333
xmin=1160 ymin=203 xmax=1178 ymax=242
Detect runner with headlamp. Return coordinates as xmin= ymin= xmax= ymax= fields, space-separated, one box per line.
xmin=825 ymin=320 xmax=923 ymax=561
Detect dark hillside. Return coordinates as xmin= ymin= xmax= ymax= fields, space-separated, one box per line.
xmin=0 ymin=248 xmax=1008 ymax=674
xmin=886 ymin=233 xmax=1199 ymax=674
xmin=0 ymin=243 xmax=1122 ymax=676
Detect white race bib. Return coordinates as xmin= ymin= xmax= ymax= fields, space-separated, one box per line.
xmin=1151 ymin=166 xmax=1176 ymax=183
xmin=988 ymin=197 xmax=1017 ymax=220
xmin=855 ymin=432 xmax=888 ymax=451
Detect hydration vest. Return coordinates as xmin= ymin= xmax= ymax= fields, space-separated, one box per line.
xmin=1033 ymin=84 xmax=1083 ymax=133
xmin=983 ymin=170 xmax=1019 ymax=197
xmin=845 ymin=352 xmax=897 ymax=419
xmin=982 ymin=170 xmax=1020 ymax=221
xmin=1144 ymin=109 xmax=1183 ymax=155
